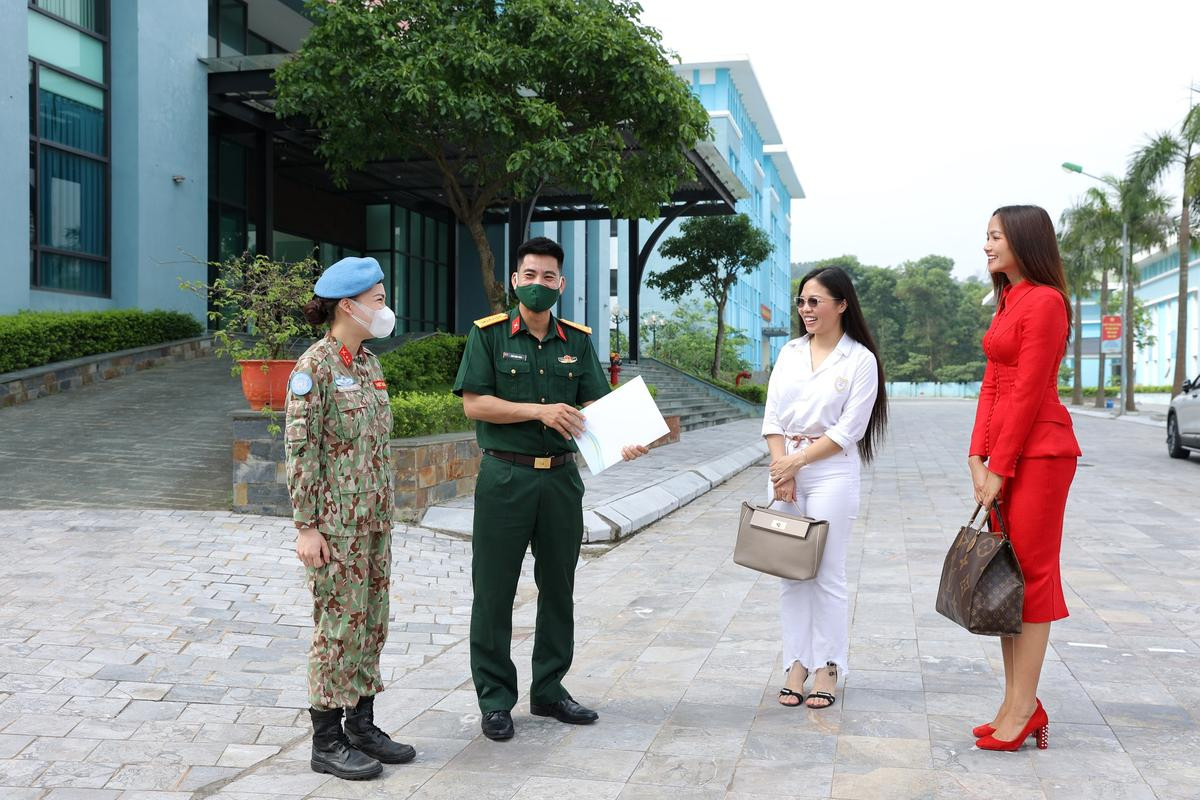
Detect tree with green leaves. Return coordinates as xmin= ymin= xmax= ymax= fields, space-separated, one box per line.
xmin=638 ymin=301 xmax=751 ymax=377
xmin=1114 ymin=175 xmax=1174 ymax=408
xmin=1068 ymin=186 xmax=1123 ymax=406
xmin=1130 ymin=103 xmax=1200 ymax=395
xmin=273 ymin=0 xmax=710 ymax=312
xmin=893 ymin=256 xmax=965 ymax=381
xmin=647 ymin=213 xmax=772 ymax=378
xmin=1068 ymin=178 xmax=1171 ymax=408
xmin=1057 ymin=207 xmax=1101 ymax=405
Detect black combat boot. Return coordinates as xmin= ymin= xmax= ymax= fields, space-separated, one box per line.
xmin=308 ymin=707 xmax=382 ymax=780
xmin=344 ymin=695 xmax=416 ymax=764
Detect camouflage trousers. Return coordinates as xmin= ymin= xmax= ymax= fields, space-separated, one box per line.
xmin=306 ymin=525 xmax=391 ymax=710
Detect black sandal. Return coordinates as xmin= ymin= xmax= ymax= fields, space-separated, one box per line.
xmin=805 ymin=663 xmax=838 ymax=709
xmin=778 ymin=663 xmax=807 ymax=707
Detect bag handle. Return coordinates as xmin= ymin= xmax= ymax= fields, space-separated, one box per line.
xmin=967 ymin=502 xmax=1010 ymax=540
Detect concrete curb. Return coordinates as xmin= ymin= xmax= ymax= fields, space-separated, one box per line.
xmin=419 ymin=439 xmax=769 ymax=543
xmin=1067 ymin=406 xmax=1164 ymax=429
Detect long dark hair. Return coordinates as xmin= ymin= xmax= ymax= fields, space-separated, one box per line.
xmin=797 ymin=267 xmax=888 ymax=463
xmin=990 ymin=205 xmax=1073 ymax=333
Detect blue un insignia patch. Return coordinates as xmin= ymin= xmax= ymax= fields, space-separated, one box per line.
xmin=289 ymin=372 xmax=314 ymax=397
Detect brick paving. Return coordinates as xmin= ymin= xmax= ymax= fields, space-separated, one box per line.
xmin=0 ymin=401 xmax=1198 ymax=798
xmin=0 ymin=355 xmax=244 ymax=510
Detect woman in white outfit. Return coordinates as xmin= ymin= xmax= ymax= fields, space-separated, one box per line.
xmin=762 ymin=266 xmax=888 ymax=709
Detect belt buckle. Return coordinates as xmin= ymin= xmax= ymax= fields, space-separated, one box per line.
xmin=533 ymin=456 xmax=552 ymax=470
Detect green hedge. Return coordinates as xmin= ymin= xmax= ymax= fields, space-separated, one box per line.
xmin=390 ymin=391 xmax=472 ymax=438
xmin=380 ymin=334 xmax=467 ymax=393
xmin=713 ymin=378 xmax=766 ymax=404
xmin=1059 ymin=385 xmax=1173 ymax=398
xmin=0 ymin=310 xmax=203 ymax=374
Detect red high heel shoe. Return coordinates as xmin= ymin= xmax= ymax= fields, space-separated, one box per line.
xmin=975 ymin=699 xmax=1048 ymax=751
xmin=972 ymin=697 xmax=1043 ymax=738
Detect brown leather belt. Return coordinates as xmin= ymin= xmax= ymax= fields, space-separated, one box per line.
xmin=484 ymin=450 xmax=574 ymax=470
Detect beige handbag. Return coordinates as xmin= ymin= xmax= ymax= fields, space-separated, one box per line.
xmin=734 ymin=501 xmax=830 ymax=581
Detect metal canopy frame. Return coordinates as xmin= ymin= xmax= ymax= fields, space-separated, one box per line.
xmin=204 ymin=57 xmax=743 ymax=347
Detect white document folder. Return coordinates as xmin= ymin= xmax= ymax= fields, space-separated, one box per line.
xmin=574 ymin=376 xmax=670 ymax=475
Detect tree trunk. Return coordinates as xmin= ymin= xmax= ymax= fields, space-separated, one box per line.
xmin=465 ymin=214 xmax=507 ymax=313
xmin=711 ymin=299 xmax=725 ymax=380
xmin=1125 ymin=273 xmax=1137 ymax=412
xmin=1095 ymin=269 xmax=1108 ymax=408
xmin=1173 ymin=178 xmax=1192 ymax=396
xmin=1072 ymin=294 xmax=1084 ymax=405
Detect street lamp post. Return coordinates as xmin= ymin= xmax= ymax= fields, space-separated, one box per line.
xmin=644 ymin=312 xmax=663 ymax=357
xmin=1062 ymin=162 xmax=1133 ymax=416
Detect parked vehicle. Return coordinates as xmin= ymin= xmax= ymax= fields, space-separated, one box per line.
xmin=1167 ymin=375 xmax=1200 ymax=459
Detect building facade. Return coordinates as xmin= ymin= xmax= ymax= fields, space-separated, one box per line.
xmin=609 ymin=59 xmax=803 ymax=372
xmin=2 ymin=2 xmax=774 ymax=369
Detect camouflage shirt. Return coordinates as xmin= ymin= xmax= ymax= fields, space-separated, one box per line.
xmin=285 ymin=334 xmax=393 ymax=533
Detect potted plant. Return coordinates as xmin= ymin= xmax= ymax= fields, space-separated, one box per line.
xmin=181 ymin=253 xmax=320 ymax=410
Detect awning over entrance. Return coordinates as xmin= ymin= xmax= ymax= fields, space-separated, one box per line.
xmin=203 ymin=54 xmax=748 ymax=358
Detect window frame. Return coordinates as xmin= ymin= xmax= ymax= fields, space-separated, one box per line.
xmin=28 ymin=0 xmax=111 ymax=298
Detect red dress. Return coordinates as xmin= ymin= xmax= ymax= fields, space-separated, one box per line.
xmin=970 ymin=281 xmax=1081 ymax=623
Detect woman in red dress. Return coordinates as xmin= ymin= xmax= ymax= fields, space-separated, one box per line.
xmin=968 ymin=205 xmax=1081 ymax=752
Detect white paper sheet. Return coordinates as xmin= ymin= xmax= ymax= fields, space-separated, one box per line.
xmin=574 ymin=376 xmax=670 ymax=475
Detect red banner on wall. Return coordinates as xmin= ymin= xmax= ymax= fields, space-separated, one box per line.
xmin=760 ymin=304 xmax=771 ymax=322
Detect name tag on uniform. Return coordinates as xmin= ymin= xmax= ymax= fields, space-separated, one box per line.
xmin=501 ymin=351 xmax=527 ymax=361
xmin=335 ymin=375 xmax=361 ymax=391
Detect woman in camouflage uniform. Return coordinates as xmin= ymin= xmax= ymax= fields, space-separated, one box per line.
xmin=285 ymin=256 xmax=413 ymax=781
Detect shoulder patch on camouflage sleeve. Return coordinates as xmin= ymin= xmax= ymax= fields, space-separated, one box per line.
xmin=560 ymin=318 xmax=592 ymax=335
xmin=474 ymin=312 xmax=508 ymax=328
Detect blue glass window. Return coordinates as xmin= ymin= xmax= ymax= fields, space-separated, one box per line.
xmin=29 ymin=3 xmax=109 ymax=296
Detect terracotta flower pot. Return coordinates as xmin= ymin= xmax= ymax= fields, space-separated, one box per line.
xmin=239 ymin=359 xmax=298 ymax=410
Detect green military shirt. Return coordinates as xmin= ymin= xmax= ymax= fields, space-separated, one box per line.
xmin=284 ymin=334 xmax=393 ymax=533
xmin=453 ymin=309 xmax=610 ymax=456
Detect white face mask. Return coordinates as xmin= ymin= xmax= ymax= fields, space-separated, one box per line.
xmin=348 ymin=299 xmax=396 ymax=339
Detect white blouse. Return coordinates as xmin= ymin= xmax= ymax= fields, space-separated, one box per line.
xmin=761 ymin=333 xmax=879 ymax=455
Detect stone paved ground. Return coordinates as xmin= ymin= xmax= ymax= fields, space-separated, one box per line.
xmin=1 ymin=400 xmax=1199 ymax=799
xmin=0 ymin=355 xmax=244 ymax=510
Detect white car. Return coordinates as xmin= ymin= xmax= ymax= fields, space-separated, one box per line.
xmin=1167 ymin=374 xmax=1200 ymax=459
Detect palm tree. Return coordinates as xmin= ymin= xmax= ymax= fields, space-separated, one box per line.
xmin=1130 ymin=104 xmax=1200 ymax=397
xmin=1058 ymin=209 xmax=1101 ymax=405
xmin=1070 ymin=186 xmax=1123 ymax=407
xmin=1116 ymin=176 xmax=1174 ymax=409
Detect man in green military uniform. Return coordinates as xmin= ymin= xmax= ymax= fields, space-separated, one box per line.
xmin=454 ymin=236 xmax=648 ymax=740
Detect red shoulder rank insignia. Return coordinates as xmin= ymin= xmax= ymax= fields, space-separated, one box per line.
xmin=510 ymin=315 xmax=521 ymax=335
xmin=338 ymin=345 xmax=353 ymax=367
xmin=373 ymin=379 xmax=387 ymax=390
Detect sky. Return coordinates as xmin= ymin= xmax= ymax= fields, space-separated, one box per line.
xmin=637 ymin=0 xmax=1200 ymax=279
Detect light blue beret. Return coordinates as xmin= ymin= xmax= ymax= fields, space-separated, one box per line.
xmin=313 ymin=256 xmax=385 ymax=299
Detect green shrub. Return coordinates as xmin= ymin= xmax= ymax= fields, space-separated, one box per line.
xmin=1059 ymin=384 xmax=1173 ymax=397
xmin=380 ymin=334 xmax=468 ymax=393
xmin=390 ymin=391 xmax=472 ymax=438
xmin=0 ymin=309 xmax=203 ymax=374
xmin=710 ymin=377 xmax=766 ymax=404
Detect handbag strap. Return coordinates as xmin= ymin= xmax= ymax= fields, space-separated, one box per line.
xmin=985 ymin=502 xmax=1010 ymax=540
xmin=967 ymin=502 xmax=1010 ymax=540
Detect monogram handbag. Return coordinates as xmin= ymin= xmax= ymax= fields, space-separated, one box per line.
xmin=935 ymin=504 xmax=1024 ymax=636
xmin=734 ymin=501 xmax=830 ymax=581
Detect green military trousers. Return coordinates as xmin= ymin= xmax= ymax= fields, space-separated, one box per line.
xmin=470 ymin=453 xmax=586 ymax=713
xmin=306 ymin=525 xmax=391 ymax=710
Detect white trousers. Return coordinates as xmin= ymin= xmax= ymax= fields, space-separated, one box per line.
xmin=768 ymin=441 xmax=860 ymax=675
